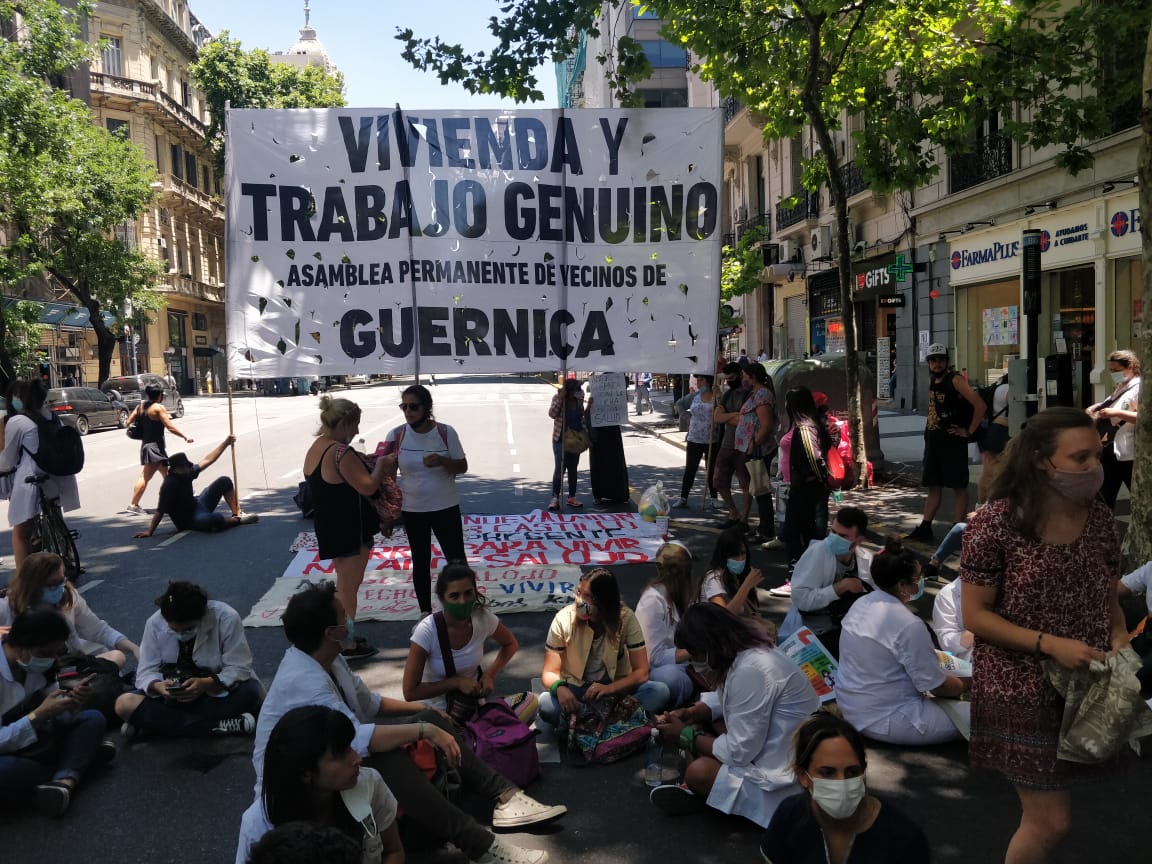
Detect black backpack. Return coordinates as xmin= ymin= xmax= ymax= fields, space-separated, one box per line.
xmin=976 ymin=377 xmax=1008 ymax=421
xmin=24 ymin=414 xmax=85 ymax=476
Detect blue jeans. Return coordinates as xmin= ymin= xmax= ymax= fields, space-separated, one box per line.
xmin=551 ymin=439 xmax=579 ymax=498
xmin=933 ymin=521 xmax=967 ymax=565
xmin=126 ymin=679 xmax=264 ymax=737
xmin=647 ymin=662 xmax=696 ymax=709
xmin=537 ymin=680 xmax=672 ymax=727
xmin=191 ymin=476 xmax=234 ymax=531
xmin=0 ymin=708 xmax=106 ymax=800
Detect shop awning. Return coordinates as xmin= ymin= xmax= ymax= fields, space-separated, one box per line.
xmin=2 ymin=297 xmax=117 ymax=330
xmin=192 ymin=346 xmax=222 ymax=357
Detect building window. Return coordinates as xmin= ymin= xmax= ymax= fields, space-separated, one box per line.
xmin=192 ymin=313 xmax=208 ymax=331
xmin=633 ymin=7 xmax=660 ymax=17
xmin=101 ymin=37 xmax=122 ymax=77
xmin=106 ymin=118 xmax=129 ymax=139
xmin=150 ymin=55 xmax=159 ymax=80
xmin=638 ymin=40 xmax=687 ymax=68
xmin=185 ymin=153 xmax=197 ymax=188
xmin=638 ymin=89 xmax=688 ymax=108
xmin=176 ymin=244 xmax=185 ymax=275
xmin=181 ymin=80 xmax=191 ymax=109
xmin=170 ymin=144 xmax=183 ymax=180
xmin=113 ymin=222 xmax=137 ymax=250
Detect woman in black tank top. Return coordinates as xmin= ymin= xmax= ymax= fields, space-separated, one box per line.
xmin=127 ymin=384 xmax=192 ymax=514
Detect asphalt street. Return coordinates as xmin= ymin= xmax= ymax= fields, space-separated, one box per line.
xmin=0 ymin=374 xmax=1148 ymax=863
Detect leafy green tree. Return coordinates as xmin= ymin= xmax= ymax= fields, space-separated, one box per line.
xmin=396 ymin=0 xmax=1151 ymax=488
xmin=191 ymin=33 xmax=346 ymax=173
xmin=0 ymin=301 xmax=47 ymax=384
xmin=0 ymin=0 xmax=162 ymax=387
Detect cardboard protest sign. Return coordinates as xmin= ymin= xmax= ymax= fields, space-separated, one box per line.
xmin=225 ymin=108 xmax=721 ymax=377
xmin=589 ymin=372 xmax=627 ymax=426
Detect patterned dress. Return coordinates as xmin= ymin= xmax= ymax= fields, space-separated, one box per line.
xmin=959 ymin=498 xmax=1119 ymax=789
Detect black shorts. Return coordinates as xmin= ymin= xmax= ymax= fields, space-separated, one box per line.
xmin=921 ymin=431 xmax=969 ymax=489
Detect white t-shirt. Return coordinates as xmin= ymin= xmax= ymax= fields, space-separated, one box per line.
xmin=835 ymin=591 xmax=947 ymax=737
xmin=1122 ymin=561 xmax=1152 ymax=616
xmin=1113 ymin=378 xmax=1141 ymax=462
xmin=700 ymin=571 xmax=728 ymax=603
xmin=383 ymin=422 xmax=466 ymax=512
xmin=409 ymin=607 xmax=500 ymax=709
xmin=931 ymin=578 xmax=971 ymax=662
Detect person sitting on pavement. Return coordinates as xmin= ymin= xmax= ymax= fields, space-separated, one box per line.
xmin=780 ymin=507 xmax=874 ymax=659
xmin=700 ymin=527 xmax=764 ymax=618
xmin=115 ymin=581 xmax=263 ymax=739
xmin=0 ymin=551 xmax=139 ymax=669
xmin=254 ymin=582 xmax=564 ymax=864
xmin=402 ymin=563 xmax=536 ymax=725
xmin=649 ymin=603 xmax=820 ymax=826
xmin=538 ymin=567 xmax=670 ymax=728
xmin=0 ymin=608 xmax=116 ymax=816
xmin=245 ymin=822 xmax=361 ymax=864
xmin=236 ymin=705 xmax=404 ymax=864
xmin=635 ymin=542 xmax=704 ymax=709
xmin=760 ymin=710 xmax=931 ymax=864
xmin=834 ymin=538 xmax=970 ymax=746
xmin=1118 ymin=560 xmax=1152 ymax=698
xmin=133 ymin=436 xmax=257 ymax=538
xmin=932 ymin=577 xmax=973 ymax=664
xmin=904 ymin=343 xmax=985 ymax=543
xmin=920 ymin=520 xmax=967 ymax=583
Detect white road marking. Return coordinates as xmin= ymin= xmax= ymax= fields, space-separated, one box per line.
xmin=510 ymin=449 xmax=517 ymax=456
xmin=280 ymin=468 xmax=301 ymax=479
xmin=77 ymin=579 xmax=104 ymax=594
xmin=156 ymin=531 xmax=189 ymax=548
xmin=512 ymin=463 xmax=520 ymax=473
xmin=504 ymin=401 xmax=515 ymax=445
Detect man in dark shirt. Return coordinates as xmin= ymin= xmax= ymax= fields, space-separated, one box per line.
xmin=133 ymin=436 xmax=257 ymax=538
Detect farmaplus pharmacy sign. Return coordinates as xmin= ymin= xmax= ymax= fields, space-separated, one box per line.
xmin=225 ymin=108 xmax=722 ymax=377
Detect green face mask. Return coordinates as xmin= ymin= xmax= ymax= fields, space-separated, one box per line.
xmin=443 ymin=599 xmax=476 ymax=621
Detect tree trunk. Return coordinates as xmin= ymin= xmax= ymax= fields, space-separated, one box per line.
xmin=801 ymin=17 xmax=869 ymax=488
xmin=1120 ymin=19 xmax=1152 ymax=571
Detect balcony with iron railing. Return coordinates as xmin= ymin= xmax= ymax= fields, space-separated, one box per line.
xmin=775 ymin=191 xmax=820 ymax=230
xmin=90 ymin=72 xmax=207 ymax=139
xmin=723 ymin=97 xmax=743 ymax=125
xmin=949 ymin=133 xmax=1013 ymax=194
xmin=160 ymin=173 xmax=224 ymax=219
xmin=841 ymin=160 xmax=869 ymax=199
xmin=734 ymin=212 xmax=771 ymax=243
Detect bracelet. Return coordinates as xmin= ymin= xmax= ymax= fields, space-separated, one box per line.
xmin=1035 ymin=632 xmax=1045 ymax=655
xmin=549 ymin=680 xmax=570 ymax=696
xmin=679 ymin=725 xmax=698 ymax=756
xmin=418 ymin=721 xmax=425 ymax=741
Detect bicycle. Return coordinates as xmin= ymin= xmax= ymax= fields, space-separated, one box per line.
xmin=26 ymin=473 xmax=83 ymax=583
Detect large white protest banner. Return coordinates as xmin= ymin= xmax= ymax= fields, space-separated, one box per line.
xmin=225 ymin=108 xmax=721 ymax=378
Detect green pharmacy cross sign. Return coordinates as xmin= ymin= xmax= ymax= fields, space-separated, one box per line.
xmin=886 ymin=254 xmax=913 ymax=283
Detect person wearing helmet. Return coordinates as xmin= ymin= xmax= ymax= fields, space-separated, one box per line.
xmin=905 ymin=344 xmax=985 ymax=543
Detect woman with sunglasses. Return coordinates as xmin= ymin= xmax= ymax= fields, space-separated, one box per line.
xmin=538 ymin=567 xmax=670 ymax=727
xmin=236 ymin=705 xmax=404 ymax=864
xmin=380 ymin=385 xmax=468 ymax=618
xmin=304 ymin=396 xmax=392 ymax=659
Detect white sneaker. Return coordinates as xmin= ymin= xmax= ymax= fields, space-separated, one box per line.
xmin=761 ymin=537 xmax=787 ymax=551
xmin=473 ymin=840 xmax=548 ymax=864
xmin=237 ymin=512 xmax=259 ymax=525
xmin=125 ymin=504 xmax=144 ymax=515
xmin=210 ymin=713 xmax=256 ymax=736
xmin=768 ymin=581 xmax=792 ymax=597
xmin=491 ymin=790 xmax=567 ymax=829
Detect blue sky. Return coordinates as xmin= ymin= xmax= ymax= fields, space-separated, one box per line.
xmin=187 ymin=0 xmax=558 ymax=109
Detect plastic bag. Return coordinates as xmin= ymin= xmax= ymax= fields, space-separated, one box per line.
xmin=638 ymin=481 xmax=670 ymax=537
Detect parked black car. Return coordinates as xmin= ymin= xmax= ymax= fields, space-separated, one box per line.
xmin=100 ymin=373 xmax=184 ymax=417
xmin=47 ymin=387 xmax=129 ymax=435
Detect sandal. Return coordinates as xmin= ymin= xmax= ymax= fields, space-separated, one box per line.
xmin=341 ymin=637 xmax=378 ymax=662
xmin=566 ymin=497 xmax=583 ymax=508
xmin=548 ymin=497 xmax=560 ymax=512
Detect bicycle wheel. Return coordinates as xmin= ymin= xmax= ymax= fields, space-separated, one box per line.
xmin=40 ymin=502 xmax=82 ymax=584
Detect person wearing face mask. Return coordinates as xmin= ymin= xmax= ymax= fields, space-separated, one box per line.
xmin=700 ymin=527 xmax=765 ymax=618
xmin=960 ymin=407 xmax=1128 ymax=864
xmin=403 ymin=563 xmax=532 ymax=723
xmin=379 ymin=385 xmax=468 ymax=618
xmin=0 ymin=608 xmax=117 ymax=816
xmin=236 ymin=705 xmax=404 ymax=864
xmin=635 ymin=542 xmax=705 ymax=709
xmin=538 ymin=567 xmax=670 ymax=728
xmin=649 ymin=603 xmax=819 ymax=825
xmin=114 ymin=581 xmax=263 ymax=739
xmin=835 ymin=538 xmax=969 ymax=745
xmin=779 ymin=507 xmax=875 ymax=659
xmin=1088 ymin=349 xmax=1141 ymax=510
xmin=760 ymin=711 xmax=930 ymax=863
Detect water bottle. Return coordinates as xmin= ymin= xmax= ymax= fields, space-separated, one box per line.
xmin=644 ymin=728 xmax=664 ymax=787
xmin=832 ymin=489 xmax=844 ymax=504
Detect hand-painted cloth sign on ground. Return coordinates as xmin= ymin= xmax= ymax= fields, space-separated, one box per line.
xmin=287 ymin=510 xmax=665 ymax=569
xmin=244 ymin=566 xmax=582 ymax=626
xmin=225 ymin=108 xmax=721 ymax=378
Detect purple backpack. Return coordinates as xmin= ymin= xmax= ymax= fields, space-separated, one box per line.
xmin=465 ymin=700 xmax=540 ymax=789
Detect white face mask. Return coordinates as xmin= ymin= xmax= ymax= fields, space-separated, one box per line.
xmin=808 ymin=774 xmax=866 ymax=820
xmin=1112 ymin=371 xmax=1128 ymax=385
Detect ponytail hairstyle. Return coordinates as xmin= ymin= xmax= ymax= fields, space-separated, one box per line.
xmin=868 ymin=536 xmax=919 ymax=594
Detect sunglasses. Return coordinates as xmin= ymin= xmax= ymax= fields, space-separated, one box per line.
xmin=398 ymin=403 xmax=422 ymax=412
